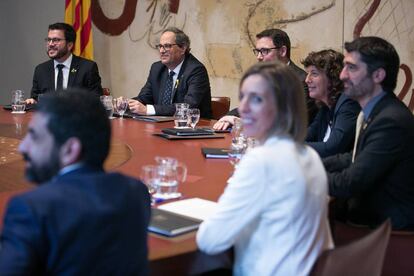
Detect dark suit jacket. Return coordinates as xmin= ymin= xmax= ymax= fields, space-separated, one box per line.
xmin=31 ymin=55 xmax=103 ymax=100
xmin=0 ymin=166 xmax=151 ymax=275
xmin=228 ymin=61 xmax=318 ymax=124
xmin=306 ymin=93 xmax=360 ymax=157
xmin=135 ymin=53 xmax=212 ymax=118
xmin=323 ymin=93 xmax=414 ymax=230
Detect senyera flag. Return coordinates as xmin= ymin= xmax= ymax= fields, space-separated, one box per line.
xmin=64 ymin=0 xmax=94 ymax=60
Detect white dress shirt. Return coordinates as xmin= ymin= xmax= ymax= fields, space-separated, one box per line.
xmin=146 ymin=59 xmax=184 ymax=115
xmin=54 ymin=54 xmax=73 ymax=90
xmin=197 ymin=136 xmax=333 ymax=276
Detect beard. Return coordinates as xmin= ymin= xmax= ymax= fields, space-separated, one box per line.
xmin=22 ymin=147 xmax=61 ymax=185
xmin=343 ymin=75 xmax=375 ymax=100
xmin=47 ymin=45 xmax=69 ymax=60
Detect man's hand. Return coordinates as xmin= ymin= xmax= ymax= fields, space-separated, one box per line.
xmin=128 ymin=99 xmax=147 ymax=115
xmin=212 ymin=115 xmax=238 ymax=130
xmin=25 ymin=98 xmax=37 ymax=105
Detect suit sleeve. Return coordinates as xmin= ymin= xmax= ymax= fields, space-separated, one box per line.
xmin=227 ymin=108 xmax=239 ymax=117
xmin=136 ymin=76 xmax=155 ymax=105
xmin=153 ymin=65 xmax=211 ymax=116
xmin=31 ymin=66 xmax=41 ymax=100
xmin=324 ymin=116 xmax=407 ymax=198
xmin=86 ymin=62 xmax=103 ymax=96
xmin=307 ymin=99 xmax=360 ymax=157
xmin=0 ymin=197 xmax=43 ymax=274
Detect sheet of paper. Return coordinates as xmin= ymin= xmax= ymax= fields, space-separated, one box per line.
xmin=158 ymin=198 xmax=218 ymax=221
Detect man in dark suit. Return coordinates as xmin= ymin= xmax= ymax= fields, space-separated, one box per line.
xmin=213 ymin=28 xmax=317 ymax=130
xmin=324 ymin=37 xmax=414 ymax=230
xmin=27 ymin=22 xmax=102 ymax=104
xmin=0 ymin=90 xmax=151 ymax=274
xmin=129 ymin=27 xmax=212 ymax=118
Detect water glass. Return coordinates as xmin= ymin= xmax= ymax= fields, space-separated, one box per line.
xmin=100 ymin=95 xmax=114 ymax=119
xmin=228 ymin=135 xmax=246 ymax=167
xmin=11 ymin=90 xmax=26 ymax=114
xmin=187 ymin=108 xmax=200 ymax=129
xmin=174 ymin=103 xmax=189 ymax=128
xmin=114 ymin=97 xmax=128 ymax=119
xmin=140 ymin=165 xmax=158 ymax=205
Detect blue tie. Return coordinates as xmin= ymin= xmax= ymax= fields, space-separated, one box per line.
xmin=162 ymin=71 xmax=175 ymax=105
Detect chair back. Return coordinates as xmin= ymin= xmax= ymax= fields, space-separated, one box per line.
xmin=311 ymin=219 xmax=391 ymax=276
xmin=211 ymin=97 xmax=230 ymax=120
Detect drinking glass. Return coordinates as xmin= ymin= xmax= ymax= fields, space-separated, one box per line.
xmin=228 ymin=135 xmax=246 ymax=167
xmin=174 ymin=103 xmax=190 ymax=128
xmin=11 ymin=90 xmax=26 ymax=114
xmin=114 ymin=97 xmax=128 ymax=119
xmin=100 ymin=95 xmax=114 ymax=119
xmin=141 ymin=165 xmax=158 ymax=205
xmin=187 ymin=108 xmax=200 ymax=129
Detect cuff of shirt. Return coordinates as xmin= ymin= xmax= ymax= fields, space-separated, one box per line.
xmin=146 ymin=105 xmax=156 ymax=115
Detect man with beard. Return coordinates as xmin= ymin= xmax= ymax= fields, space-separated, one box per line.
xmin=128 ymin=27 xmax=212 ymax=118
xmin=213 ymin=28 xmax=317 ymax=130
xmin=324 ymin=36 xmax=414 ymax=230
xmin=26 ymin=23 xmax=102 ymax=104
xmin=0 ymin=90 xmax=150 ymax=274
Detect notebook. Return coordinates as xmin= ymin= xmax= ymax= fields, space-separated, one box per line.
xmin=149 ymin=208 xmax=202 ymax=237
xmin=149 ymin=198 xmax=218 ymax=237
xmin=201 ymin=147 xmax=230 ymax=159
xmin=161 ymin=128 xmax=214 ymax=136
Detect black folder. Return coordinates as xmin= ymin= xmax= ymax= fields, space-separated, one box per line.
xmin=148 ymin=208 xmax=202 ymax=237
xmin=201 ymin=147 xmax=230 ymax=159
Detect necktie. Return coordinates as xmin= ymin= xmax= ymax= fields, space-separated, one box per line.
xmin=162 ymin=71 xmax=175 ymax=105
xmin=352 ymin=111 xmax=364 ymax=163
xmin=56 ymin=64 xmax=65 ymax=91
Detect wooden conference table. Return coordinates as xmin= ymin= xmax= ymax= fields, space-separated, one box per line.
xmin=0 ymin=108 xmax=234 ymax=275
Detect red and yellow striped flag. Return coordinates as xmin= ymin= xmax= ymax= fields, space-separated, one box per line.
xmin=64 ymin=0 xmax=94 ymax=60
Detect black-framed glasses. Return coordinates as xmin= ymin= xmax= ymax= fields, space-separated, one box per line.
xmin=45 ymin=38 xmax=66 ymax=44
xmin=155 ymin=43 xmax=178 ymax=50
xmin=252 ymin=47 xmax=279 ymax=56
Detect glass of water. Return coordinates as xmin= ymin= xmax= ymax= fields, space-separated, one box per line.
xmin=187 ymin=108 xmax=200 ymax=129
xmin=100 ymin=95 xmax=114 ymax=119
xmin=11 ymin=90 xmax=26 ymax=114
xmin=140 ymin=165 xmax=158 ymax=205
xmin=114 ymin=97 xmax=128 ymax=119
xmin=228 ymin=135 xmax=246 ymax=167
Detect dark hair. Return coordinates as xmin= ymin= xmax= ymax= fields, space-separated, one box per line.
xmin=344 ymin=36 xmax=400 ymax=93
xmin=256 ymin=29 xmax=291 ymax=59
xmin=162 ymin=27 xmax=191 ymax=54
xmin=36 ymin=90 xmax=111 ymax=168
xmin=302 ymin=49 xmax=344 ymax=106
xmin=48 ymin=22 xmax=76 ymax=44
xmin=240 ymin=61 xmax=307 ymax=142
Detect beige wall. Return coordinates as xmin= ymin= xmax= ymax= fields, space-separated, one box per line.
xmin=92 ymin=0 xmax=413 ymax=110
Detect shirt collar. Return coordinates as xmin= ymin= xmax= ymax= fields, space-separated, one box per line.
xmin=169 ymin=58 xmax=185 ymax=76
xmin=58 ymin=162 xmax=85 ymax=176
xmin=362 ymin=90 xmax=386 ymax=121
xmin=54 ymin=53 xmax=73 ymax=69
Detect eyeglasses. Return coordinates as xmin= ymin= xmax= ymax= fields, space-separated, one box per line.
xmin=45 ymin=38 xmax=66 ymax=44
xmin=252 ymin=47 xmax=279 ymax=56
xmin=155 ymin=43 xmax=178 ymax=50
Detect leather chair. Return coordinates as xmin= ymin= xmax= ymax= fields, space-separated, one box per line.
xmin=332 ymin=220 xmax=414 ymax=276
xmin=311 ymin=219 xmax=391 ymax=276
xmin=211 ymin=97 xmax=230 ymax=120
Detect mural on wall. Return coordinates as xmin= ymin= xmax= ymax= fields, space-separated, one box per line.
xmin=90 ymin=0 xmax=414 ymax=111
xmin=351 ymin=0 xmax=414 ymax=110
xmin=91 ymin=0 xmax=184 ymax=48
